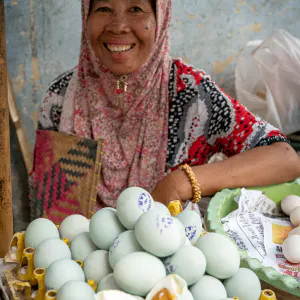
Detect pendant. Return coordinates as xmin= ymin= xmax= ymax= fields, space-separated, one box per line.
xmin=116 ymin=75 xmax=128 ymax=108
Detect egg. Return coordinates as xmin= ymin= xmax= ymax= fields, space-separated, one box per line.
xmin=70 ymin=232 xmax=98 ymax=261
xmin=34 ymin=238 xmax=71 ymax=269
xmin=176 ymin=210 xmax=203 ymax=245
xmin=281 ymin=195 xmax=300 ymax=216
xmin=59 ymin=214 xmax=90 ymax=242
xmin=57 ymin=281 xmax=95 ymax=300
xmin=290 ymin=207 xmax=300 ymax=227
xmin=116 ymin=187 xmax=155 ymax=230
xmin=90 ymin=208 xmax=126 ymax=250
xmin=135 ymin=210 xmax=185 ymax=257
xmin=196 ymin=233 xmax=240 ymax=279
xmin=83 ymin=250 xmax=112 ymax=284
xmin=97 ymin=273 xmax=120 ymax=292
xmin=95 ymin=290 xmax=139 ymax=300
xmin=184 ymin=237 xmax=192 ymax=246
xmin=164 ymin=245 xmax=206 ymax=286
xmin=283 ymin=235 xmax=300 ymax=263
xmin=114 ymin=252 xmax=166 ymax=297
xmin=190 ymin=275 xmax=227 ymax=300
xmin=25 ymin=218 xmax=59 ymax=248
xmin=223 ymin=268 xmax=261 ymax=300
xmin=146 ymin=274 xmax=193 ymax=300
xmin=109 ymin=230 xmax=144 ymax=269
xmin=154 ymin=202 xmax=171 ymax=215
xmin=288 ymin=226 xmax=300 ymax=236
xmin=45 ymin=258 xmax=85 ymax=290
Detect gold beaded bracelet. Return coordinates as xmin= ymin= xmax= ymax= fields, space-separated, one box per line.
xmin=180 ymin=164 xmax=202 ymax=203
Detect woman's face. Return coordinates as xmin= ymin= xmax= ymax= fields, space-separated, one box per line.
xmin=88 ymin=0 xmax=156 ymax=75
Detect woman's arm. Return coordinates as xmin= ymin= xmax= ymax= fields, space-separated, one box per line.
xmin=151 ymin=142 xmax=300 ymax=204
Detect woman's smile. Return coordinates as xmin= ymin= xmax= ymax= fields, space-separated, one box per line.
xmin=88 ymin=0 xmax=156 ymax=75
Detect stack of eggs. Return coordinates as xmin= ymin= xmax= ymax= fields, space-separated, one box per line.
xmin=24 ymin=187 xmax=262 ymax=300
xmin=281 ymin=195 xmax=300 ymax=264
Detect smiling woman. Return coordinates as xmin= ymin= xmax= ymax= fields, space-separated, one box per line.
xmin=29 ymin=0 xmax=300 ymax=222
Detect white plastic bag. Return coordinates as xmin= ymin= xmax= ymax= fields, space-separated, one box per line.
xmin=235 ymin=29 xmax=300 ymax=135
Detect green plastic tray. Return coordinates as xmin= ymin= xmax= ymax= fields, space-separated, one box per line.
xmin=205 ymin=179 xmax=300 ymax=297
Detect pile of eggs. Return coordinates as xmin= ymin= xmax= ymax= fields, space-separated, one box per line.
xmin=24 ymin=187 xmax=262 ymax=300
xmin=281 ymin=195 xmax=300 ymax=264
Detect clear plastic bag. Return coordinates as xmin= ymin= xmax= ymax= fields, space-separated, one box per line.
xmin=235 ymin=29 xmax=300 ymax=135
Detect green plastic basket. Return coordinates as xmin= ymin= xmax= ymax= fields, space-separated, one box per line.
xmin=205 ymin=179 xmax=300 ymax=297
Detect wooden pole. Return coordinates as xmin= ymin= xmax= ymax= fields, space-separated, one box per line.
xmin=0 ymin=0 xmax=13 ymax=257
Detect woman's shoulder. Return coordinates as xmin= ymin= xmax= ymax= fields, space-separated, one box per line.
xmin=47 ymin=68 xmax=76 ymax=96
xmin=38 ymin=68 xmax=76 ymax=131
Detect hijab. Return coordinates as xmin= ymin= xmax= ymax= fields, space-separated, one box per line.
xmin=59 ymin=0 xmax=172 ymax=208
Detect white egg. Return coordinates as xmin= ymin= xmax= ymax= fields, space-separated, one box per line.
xmin=90 ymin=208 xmax=126 ymax=250
xmin=109 ymin=230 xmax=144 ymax=269
xmin=281 ymin=195 xmax=300 ymax=216
xmin=289 ymin=226 xmax=300 ymax=237
xmin=45 ymin=258 xmax=85 ymax=290
xmin=34 ymin=238 xmax=71 ymax=269
xmin=116 ymin=187 xmax=155 ymax=230
xmin=135 ymin=210 xmax=185 ymax=257
xmin=184 ymin=237 xmax=192 ymax=246
xmin=196 ymin=233 xmax=240 ymax=279
xmin=283 ymin=235 xmax=300 ymax=263
xmin=114 ymin=252 xmax=166 ymax=297
xmin=164 ymin=245 xmax=206 ymax=286
xmin=177 ymin=210 xmax=203 ymax=245
xmin=57 ymin=281 xmax=95 ymax=300
xmin=83 ymin=250 xmax=112 ymax=284
xmin=190 ymin=275 xmax=227 ymax=300
xmin=154 ymin=202 xmax=171 ymax=215
xmin=70 ymin=232 xmax=98 ymax=261
xmin=25 ymin=218 xmax=59 ymax=248
xmin=59 ymin=214 xmax=90 ymax=242
xmin=223 ymin=268 xmax=261 ymax=300
xmin=95 ymin=290 xmax=139 ymax=300
xmin=97 ymin=273 xmax=120 ymax=292
xmin=290 ymin=207 xmax=300 ymax=227
xmin=146 ymin=275 xmax=193 ymax=300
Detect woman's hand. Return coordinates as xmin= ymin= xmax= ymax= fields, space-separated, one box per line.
xmin=151 ymin=170 xmax=190 ymax=206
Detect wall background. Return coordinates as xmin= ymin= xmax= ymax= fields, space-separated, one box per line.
xmin=4 ymin=0 xmax=300 ymax=231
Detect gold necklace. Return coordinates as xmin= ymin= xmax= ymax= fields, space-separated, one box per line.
xmin=116 ymin=75 xmax=128 ymax=107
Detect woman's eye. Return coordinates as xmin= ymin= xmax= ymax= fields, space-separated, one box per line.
xmin=95 ymin=7 xmax=112 ymax=13
xmin=130 ymin=6 xmax=143 ymax=13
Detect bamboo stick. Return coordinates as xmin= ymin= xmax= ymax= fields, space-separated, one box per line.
xmin=0 ymin=0 xmax=14 ymax=257
xmin=7 ymin=76 xmax=33 ymax=174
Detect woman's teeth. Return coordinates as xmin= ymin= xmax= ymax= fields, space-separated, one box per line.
xmin=106 ymin=44 xmax=134 ymax=53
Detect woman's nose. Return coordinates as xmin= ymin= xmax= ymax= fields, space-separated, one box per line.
xmin=105 ymin=14 xmax=130 ymax=34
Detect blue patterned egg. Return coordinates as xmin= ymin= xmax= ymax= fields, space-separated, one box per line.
xmin=135 ymin=210 xmax=185 ymax=257
xmin=109 ymin=230 xmax=144 ymax=269
xmin=117 ymin=187 xmax=155 ymax=230
xmin=176 ymin=210 xmax=202 ymax=245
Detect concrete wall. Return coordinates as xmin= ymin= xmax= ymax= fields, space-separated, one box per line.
xmin=4 ymin=0 xmax=300 ymax=231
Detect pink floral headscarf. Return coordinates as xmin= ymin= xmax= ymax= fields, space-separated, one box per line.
xmin=59 ymin=0 xmax=172 ymax=207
